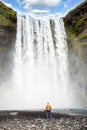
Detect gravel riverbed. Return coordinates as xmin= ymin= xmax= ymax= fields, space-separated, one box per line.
xmin=0 ymin=111 xmax=87 ymax=130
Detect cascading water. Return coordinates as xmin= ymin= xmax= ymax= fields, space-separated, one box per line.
xmin=0 ymin=13 xmax=70 ymax=110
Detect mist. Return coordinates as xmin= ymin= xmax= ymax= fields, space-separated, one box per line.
xmin=0 ymin=13 xmax=87 ymax=110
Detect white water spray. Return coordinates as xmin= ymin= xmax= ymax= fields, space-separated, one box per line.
xmin=0 ymin=13 xmax=70 ymax=110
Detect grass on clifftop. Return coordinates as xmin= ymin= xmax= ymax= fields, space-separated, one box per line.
xmin=64 ymin=4 xmax=87 ymax=49
xmin=64 ymin=1 xmax=87 ymax=50
xmin=0 ymin=1 xmax=17 ymax=29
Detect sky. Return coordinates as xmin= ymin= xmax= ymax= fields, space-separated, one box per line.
xmin=1 ymin=0 xmax=84 ymax=15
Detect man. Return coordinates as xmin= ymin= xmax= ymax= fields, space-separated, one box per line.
xmin=45 ymin=103 xmax=52 ymax=120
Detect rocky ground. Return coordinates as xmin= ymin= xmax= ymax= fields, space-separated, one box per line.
xmin=0 ymin=111 xmax=87 ymax=130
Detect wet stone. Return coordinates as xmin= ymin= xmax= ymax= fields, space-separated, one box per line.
xmin=0 ymin=116 xmax=87 ymax=130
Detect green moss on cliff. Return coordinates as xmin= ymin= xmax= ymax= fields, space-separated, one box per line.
xmin=0 ymin=14 xmax=9 ymax=26
xmin=0 ymin=1 xmax=17 ymax=31
xmin=64 ymin=1 xmax=87 ymax=49
xmin=0 ymin=1 xmax=17 ymax=44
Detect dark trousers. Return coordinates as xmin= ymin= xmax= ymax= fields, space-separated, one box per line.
xmin=46 ymin=110 xmax=52 ymax=120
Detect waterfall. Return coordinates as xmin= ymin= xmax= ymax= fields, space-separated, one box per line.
xmin=0 ymin=13 xmax=70 ymax=110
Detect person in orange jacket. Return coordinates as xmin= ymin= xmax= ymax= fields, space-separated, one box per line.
xmin=45 ymin=103 xmax=52 ymax=120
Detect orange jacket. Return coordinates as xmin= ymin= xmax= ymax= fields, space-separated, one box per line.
xmin=46 ymin=104 xmax=52 ymax=111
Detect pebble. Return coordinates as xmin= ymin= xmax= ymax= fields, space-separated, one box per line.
xmin=0 ymin=116 xmax=87 ymax=130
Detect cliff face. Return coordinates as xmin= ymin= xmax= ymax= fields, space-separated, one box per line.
xmin=0 ymin=1 xmax=17 ymax=45
xmin=64 ymin=1 xmax=87 ymax=49
xmin=0 ymin=2 xmax=17 ymax=81
xmin=64 ymin=1 xmax=87 ymax=63
xmin=64 ymin=1 xmax=87 ymax=89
